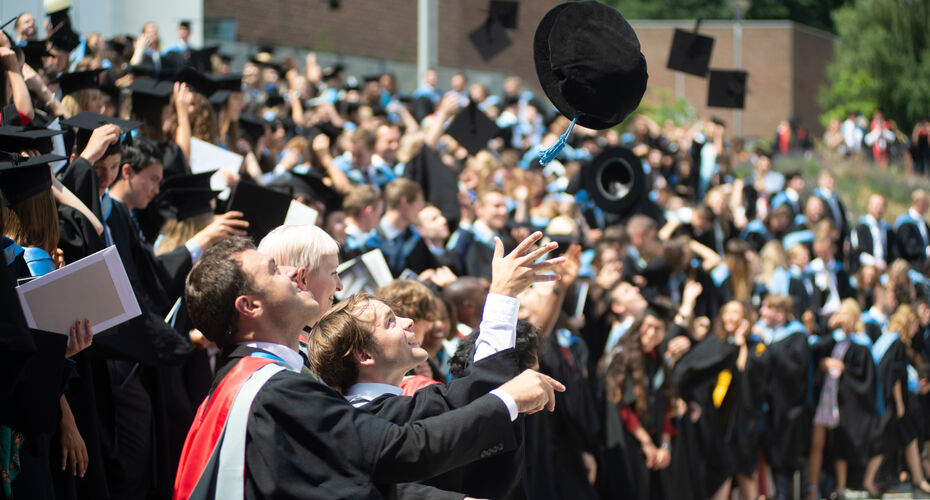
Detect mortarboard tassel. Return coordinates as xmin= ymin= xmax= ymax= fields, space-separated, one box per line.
xmin=537 ymin=112 xmax=581 ymax=166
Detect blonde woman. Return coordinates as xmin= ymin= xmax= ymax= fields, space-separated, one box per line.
xmin=863 ymin=305 xmax=930 ymax=496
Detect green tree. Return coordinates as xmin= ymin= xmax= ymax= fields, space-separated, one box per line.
xmin=601 ymin=0 xmax=846 ymax=32
xmin=819 ymin=0 xmax=930 ymax=131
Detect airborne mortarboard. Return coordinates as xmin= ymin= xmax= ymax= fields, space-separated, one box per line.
xmin=226 ymin=181 xmax=293 ymax=241
xmin=21 ymin=41 xmax=53 ymax=70
xmin=57 ymin=69 xmax=104 ymax=96
xmin=468 ymin=15 xmax=512 ymax=62
xmin=128 ymin=78 xmax=175 ymax=114
xmin=61 ymin=112 xmax=141 ymax=156
xmin=0 ymin=126 xmax=65 ymax=155
xmin=0 ymin=151 xmax=65 ymax=205
xmin=666 ymin=29 xmax=715 ymax=77
xmin=445 ymin=100 xmax=501 ymax=156
xmin=489 ymin=0 xmax=519 ymax=29
xmin=707 ymin=70 xmax=747 ymax=109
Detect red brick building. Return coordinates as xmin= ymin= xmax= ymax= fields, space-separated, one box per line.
xmin=204 ymin=0 xmax=835 ymax=138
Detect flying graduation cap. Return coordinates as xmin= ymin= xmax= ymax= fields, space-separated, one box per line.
xmin=469 ymin=0 xmax=518 ymax=61
xmin=707 ymin=70 xmax=747 ymax=109
xmin=46 ymin=1 xmax=81 ymax=53
xmin=666 ymin=28 xmax=714 ymax=77
xmin=445 ymin=100 xmax=501 ymax=156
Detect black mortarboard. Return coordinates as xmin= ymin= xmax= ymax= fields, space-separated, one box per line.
xmin=238 ymin=114 xmax=271 ymax=143
xmin=268 ymin=166 xmax=343 ymax=213
xmin=46 ymin=6 xmax=80 ymax=53
xmin=303 ymin=122 xmax=342 ymax=143
xmin=226 ymin=181 xmax=292 ymax=241
xmin=156 ymin=171 xmax=219 ymax=220
xmin=489 ymin=0 xmax=519 ymax=29
xmin=707 ymin=70 xmax=747 ymax=109
xmin=402 ymin=146 xmax=460 ymax=225
xmin=160 ymin=51 xmax=187 ymax=76
xmin=189 ymin=45 xmax=219 ymax=73
xmin=61 ymin=112 xmax=141 ymax=156
xmin=322 ymin=64 xmax=345 ymax=81
xmin=264 ymin=91 xmax=286 ymax=108
xmin=105 ymin=37 xmax=129 ymax=54
xmin=22 ymin=41 xmax=53 ymax=70
xmin=411 ymin=96 xmax=435 ymax=122
xmin=208 ymin=74 xmax=243 ymax=105
xmin=581 ymin=147 xmax=645 ymax=214
xmin=469 ymin=15 xmax=512 ymax=61
xmin=173 ymin=66 xmax=216 ymax=96
xmin=445 ymin=101 xmax=501 ymax=156
xmin=0 ymin=152 xmax=63 ymax=205
xmin=534 ymin=1 xmax=647 ymax=129
xmin=57 ymin=69 xmax=104 ymax=96
xmin=218 ymin=52 xmax=233 ymax=64
xmin=0 ymin=126 xmax=65 ymax=155
xmin=128 ymin=78 xmax=174 ymax=114
xmin=666 ymin=29 xmax=714 ymax=77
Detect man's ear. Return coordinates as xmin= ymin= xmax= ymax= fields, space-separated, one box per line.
xmin=610 ymin=300 xmax=623 ymax=316
xmin=120 ymin=163 xmax=133 ymax=181
xmin=352 ymin=349 xmax=375 ymax=367
xmin=234 ymin=294 xmax=261 ymax=319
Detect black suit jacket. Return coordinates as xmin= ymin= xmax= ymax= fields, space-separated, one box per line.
xmin=850 ymin=220 xmax=896 ymax=270
xmin=196 ymin=345 xmax=517 ymax=500
xmin=896 ymin=218 xmax=930 ymax=266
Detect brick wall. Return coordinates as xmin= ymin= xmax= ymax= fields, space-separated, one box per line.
xmin=205 ymin=0 xmax=834 ymax=139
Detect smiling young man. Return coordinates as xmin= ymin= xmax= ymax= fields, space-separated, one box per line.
xmin=307 ymin=231 xmax=566 ymax=499
xmin=175 ymin=236 xmax=565 ymax=499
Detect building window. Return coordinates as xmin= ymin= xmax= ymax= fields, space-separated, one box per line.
xmin=204 ymin=17 xmax=236 ymax=42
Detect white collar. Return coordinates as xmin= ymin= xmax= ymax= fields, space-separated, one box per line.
xmin=909 ymin=208 xmax=925 ymax=221
xmin=345 ymin=382 xmax=403 ymax=405
xmin=242 ymin=341 xmax=304 ymax=372
xmin=378 ymin=216 xmax=405 ymax=241
xmin=867 ymin=307 xmax=888 ymax=324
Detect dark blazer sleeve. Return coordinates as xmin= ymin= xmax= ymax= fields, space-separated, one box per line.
xmin=242 ymin=374 xmax=516 ymax=498
xmin=896 ymin=222 xmax=926 ymax=263
xmin=363 ymin=349 xmax=519 ymax=422
xmin=396 ymin=482 xmax=465 ymax=500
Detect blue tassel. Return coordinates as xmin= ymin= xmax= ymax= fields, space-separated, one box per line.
xmin=537 ymin=112 xmax=581 ymax=166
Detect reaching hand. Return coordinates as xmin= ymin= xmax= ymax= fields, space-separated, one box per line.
xmin=497 ymin=369 xmax=566 ymax=414
xmin=192 ymin=211 xmax=249 ymax=249
xmin=553 ymin=243 xmax=583 ymax=290
xmin=79 ymin=124 xmax=122 ymax=164
xmin=489 ymin=231 xmax=565 ymax=297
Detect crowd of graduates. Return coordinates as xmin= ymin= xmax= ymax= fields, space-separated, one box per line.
xmin=3 ymin=6 xmax=930 ymax=500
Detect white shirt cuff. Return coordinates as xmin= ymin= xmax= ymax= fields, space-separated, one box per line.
xmin=185 ymin=239 xmax=204 ymax=264
xmin=489 ymin=388 xmax=519 ymax=421
xmin=473 ymin=294 xmax=520 ymax=363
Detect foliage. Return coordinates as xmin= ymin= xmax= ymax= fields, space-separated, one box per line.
xmin=601 ymin=0 xmax=847 ymax=32
xmin=819 ymin=0 xmax=930 ymax=132
xmin=637 ymin=88 xmax=698 ymax=127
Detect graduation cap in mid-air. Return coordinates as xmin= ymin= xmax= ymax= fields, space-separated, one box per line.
xmin=46 ymin=3 xmax=81 ymax=53
xmin=469 ymin=14 xmax=512 ymax=61
xmin=707 ymin=69 xmax=747 ymax=109
xmin=666 ymin=28 xmax=715 ymax=77
xmin=489 ymin=0 xmax=519 ymax=29
xmin=445 ymin=100 xmax=501 ymax=156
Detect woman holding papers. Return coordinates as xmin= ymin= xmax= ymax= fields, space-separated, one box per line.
xmin=1 ymin=153 xmax=94 ymax=500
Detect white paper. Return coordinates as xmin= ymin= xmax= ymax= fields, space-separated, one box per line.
xmin=574 ymin=281 xmax=589 ymax=318
xmin=16 ymin=246 xmax=141 ymax=335
xmin=189 ymin=138 xmax=244 ymax=191
xmin=47 ymin=118 xmax=68 ymax=173
xmin=283 ymin=200 xmax=319 ymax=226
xmin=335 ymin=249 xmax=394 ymax=300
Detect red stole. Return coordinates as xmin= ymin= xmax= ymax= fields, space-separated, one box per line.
xmin=173 ymin=356 xmax=277 ymax=500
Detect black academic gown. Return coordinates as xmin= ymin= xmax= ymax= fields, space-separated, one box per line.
xmin=622 ymin=350 xmax=673 ymax=500
xmin=869 ymin=336 xmax=910 ymax=457
xmin=762 ymin=328 xmax=813 ymax=473
xmin=360 ymin=349 xmax=524 ymax=500
xmin=727 ymin=336 xmax=771 ymax=477
xmin=0 ymin=250 xmax=70 ymax=500
xmin=539 ymin=332 xmax=600 ymax=500
xmin=895 ymin=218 xmax=930 ymax=266
xmin=193 ymin=345 xmax=517 ymax=499
xmin=835 ymin=340 xmax=877 ymax=467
